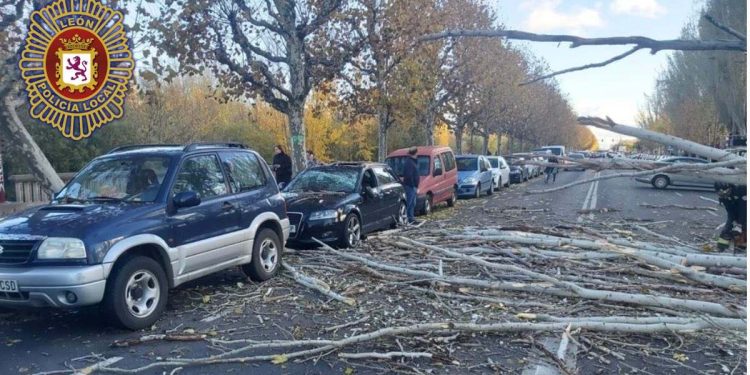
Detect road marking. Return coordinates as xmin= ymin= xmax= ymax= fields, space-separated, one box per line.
xmin=581 ymin=172 xmax=600 ymax=211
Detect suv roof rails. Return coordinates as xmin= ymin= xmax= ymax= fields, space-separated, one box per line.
xmin=107 ymin=144 xmax=182 ymax=154
xmin=183 ymin=142 xmax=247 ymax=151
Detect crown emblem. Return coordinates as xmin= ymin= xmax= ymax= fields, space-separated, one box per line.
xmin=60 ymin=34 xmax=93 ymax=50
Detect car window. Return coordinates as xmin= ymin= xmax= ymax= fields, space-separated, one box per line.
xmin=374 ymin=167 xmax=398 ymax=185
xmin=433 ymin=155 xmax=443 ymax=173
xmin=441 ymin=152 xmax=456 ymax=171
xmin=498 ymin=157 xmax=508 ymax=168
xmin=172 ymin=154 xmax=227 ymax=199
xmin=386 ymin=156 xmax=430 ymax=176
xmin=488 ymin=158 xmax=499 ymax=168
xmin=362 ymin=169 xmax=378 ymax=189
xmin=456 ymin=158 xmax=476 ymax=171
xmin=219 ymin=152 xmax=266 ymax=193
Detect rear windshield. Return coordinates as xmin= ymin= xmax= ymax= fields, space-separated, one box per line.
xmin=456 ymin=158 xmax=477 ymax=171
xmin=386 ymin=156 xmax=430 ymax=176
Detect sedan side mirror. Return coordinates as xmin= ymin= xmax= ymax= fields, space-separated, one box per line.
xmin=433 ymin=167 xmax=443 ymax=177
xmin=174 ymin=191 xmax=201 ymax=209
xmin=362 ymin=186 xmax=377 ymax=199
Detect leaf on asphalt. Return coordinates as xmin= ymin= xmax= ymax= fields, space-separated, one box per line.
xmin=202 ymin=295 xmax=211 ymax=304
xmin=271 ymin=354 xmax=288 ymax=364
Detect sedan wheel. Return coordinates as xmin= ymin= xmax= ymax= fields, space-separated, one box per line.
xmin=339 ymin=214 xmax=361 ymax=248
xmin=474 ymin=183 xmax=481 ymax=198
xmin=652 ymin=175 xmax=670 ymax=189
xmin=392 ymin=202 xmax=407 ymax=228
xmin=423 ymin=195 xmax=432 ymax=215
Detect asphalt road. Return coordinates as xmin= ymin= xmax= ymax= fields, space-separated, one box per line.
xmin=0 ymin=169 xmax=739 ymax=374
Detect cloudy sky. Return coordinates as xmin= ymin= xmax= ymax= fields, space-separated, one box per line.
xmin=494 ymin=0 xmax=702 ymax=148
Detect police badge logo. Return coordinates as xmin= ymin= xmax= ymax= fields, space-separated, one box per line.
xmin=18 ymin=0 xmax=135 ymax=140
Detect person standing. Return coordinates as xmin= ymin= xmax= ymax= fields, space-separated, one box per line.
xmin=402 ymin=146 xmax=421 ymax=224
xmin=544 ymin=157 xmax=559 ymax=184
xmin=305 ymin=150 xmax=320 ymax=169
xmin=272 ymin=145 xmax=293 ymax=187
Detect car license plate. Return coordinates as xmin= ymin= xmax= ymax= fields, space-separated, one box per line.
xmin=0 ymin=280 xmax=18 ymax=293
xmin=290 ymin=225 xmax=296 ymax=234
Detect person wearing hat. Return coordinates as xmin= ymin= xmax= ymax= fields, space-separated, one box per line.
xmin=402 ymin=146 xmax=421 ymax=224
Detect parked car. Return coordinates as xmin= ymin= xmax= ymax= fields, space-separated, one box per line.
xmin=510 ymin=154 xmax=538 ymax=178
xmin=533 ymin=145 xmax=566 ymax=157
xmin=284 ymin=162 xmax=406 ymax=248
xmin=456 ymin=155 xmax=494 ymax=198
xmin=634 ymin=157 xmax=713 ymax=189
xmin=505 ymin=156 xmax=529 ymax=183
xmin=565 ymin=152 xmax=587 ymax=171
xmin=486 ymin=156 xmax=510 ymax=190
xmin=0 ymin=143 xmax=290 ymax=329
xmin=386 ymin=146 xmax=458 ymax=215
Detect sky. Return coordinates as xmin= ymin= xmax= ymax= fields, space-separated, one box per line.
xmin=493 ymin=0 xmax=703 ymax=149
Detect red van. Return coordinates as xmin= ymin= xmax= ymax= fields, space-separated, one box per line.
xmin=385 ymin=146 xmax=458 ymax=215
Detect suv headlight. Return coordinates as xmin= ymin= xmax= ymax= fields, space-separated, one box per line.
xmin=37 ymin=238 xmax=86 ymax=259
xmin=309 ymin=210 xmax=339 ymax=221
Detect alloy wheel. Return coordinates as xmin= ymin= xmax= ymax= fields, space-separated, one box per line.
xmin=125 ymin=270 xmax=160 ymax=318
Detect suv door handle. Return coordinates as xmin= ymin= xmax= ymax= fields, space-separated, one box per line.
xmin=222 ymin=201 xmax=236 ymax=211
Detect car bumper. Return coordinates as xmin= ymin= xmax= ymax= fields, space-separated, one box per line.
xmin=288 ymin=218 xmax=345 ymax=245
xmin=280 ymin=218 xmax=291 ymax=242
xmin=510 ymin=174 xmax=522 ymax=183
xmin=457 ymin=184 xmax=479 ymax=197
xmin=0 ymin=265 xmax=107 ymax=308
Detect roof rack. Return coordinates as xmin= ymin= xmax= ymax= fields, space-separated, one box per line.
xmin=183 ymin=142 xmax=247 ymax=151
xmin=107 ymin=144 xmax=182 ymax=154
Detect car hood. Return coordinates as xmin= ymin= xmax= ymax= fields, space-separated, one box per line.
xmin=283 ymin=191 xmax=359 ymax=213
xmin=0 ymin=203 xmax=160 ymax=240
xmin=457 ymin=171 xmax=479 ymax=182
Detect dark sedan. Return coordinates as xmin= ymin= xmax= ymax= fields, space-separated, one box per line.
xmin=283 ymin=162 xmax=406 ymax=248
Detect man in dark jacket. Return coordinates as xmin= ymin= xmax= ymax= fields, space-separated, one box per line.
xmin=716 ymin=182 xmax=746 ymax=252
xmin=272 ymin=145 xmax=293 ymax=187
xmin=402 ymin=146 xmax=421 ymax=224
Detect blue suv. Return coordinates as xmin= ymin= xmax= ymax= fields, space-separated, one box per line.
xmin=0 ymin=143 xmax=290 ymax=329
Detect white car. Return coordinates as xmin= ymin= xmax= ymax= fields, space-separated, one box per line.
xmin=486 ymin=156 xmax=511 ymax=190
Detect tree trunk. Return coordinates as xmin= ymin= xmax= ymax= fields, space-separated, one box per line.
xmin=508 ymin=136 xmax=514 ymax=154
xmin=454 ymin=126 xmax=464 ymax=155
xmin=496 ymin=133 xmax=501 ymax=156
xmin=469 ymin=128 xmax=475 ymax=153
xmin=287 ymin=102 xmax=307 ymax=174
xmin=377 ymin=111 xmax=388 ymax=162
xmin=1 ymin=97 xmax=64 ymax=194
xmin=482 ymin=133 xmax=489 ymax=155
xmin=0 ymin=138 xmax=5 ymax=203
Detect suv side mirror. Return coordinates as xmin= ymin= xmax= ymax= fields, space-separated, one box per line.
xmin=174 ymin=191 xmax=201 ymax=209
xmin=433 ymin=167 xmax=443 ymax=177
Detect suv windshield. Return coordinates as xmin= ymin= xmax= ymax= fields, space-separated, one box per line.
xmin=284 ymin=168 xmax=360 ymax=193
xmin=456 ymin=158 xmax=477 ymax=171
xmin=386 ymin=156 xmax=430 ymax=176
xmin=55 ymin=156 xmax=170 ymax=203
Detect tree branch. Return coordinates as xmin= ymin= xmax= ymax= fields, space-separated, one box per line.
xmin=228 ymin=10 xmax=289 ymax=64
xmin=298 ymin=0 xmax=342 ymax=36
xmin=420 ymin=29 xmax=747 ymax=53
xmin=521 ymin=47 xmax=640 ymax=86
xmin=704 ymin=14 xmax=746 ymax=42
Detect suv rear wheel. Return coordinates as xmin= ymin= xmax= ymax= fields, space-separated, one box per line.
xmin=242 ymin=228 xmax=282 ymax=281
xmin=104 ymin=256 xmax=168 ymax=330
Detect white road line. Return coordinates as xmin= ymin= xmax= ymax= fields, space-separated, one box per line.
xmin=589 ymin=178 xmax=599 ymax=210
xmin=581 ymin=172 xmax=600 ymax=211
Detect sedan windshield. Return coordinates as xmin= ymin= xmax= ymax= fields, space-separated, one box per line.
xmin=284 ymin=168 xmax=360 ymax=193
xmin=456 ymin=158 xmax=477 ymax=171
xmin=55 ymin=156 xmax=170 ymax=203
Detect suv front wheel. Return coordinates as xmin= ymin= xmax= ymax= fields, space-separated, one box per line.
xmin=242 ymin=228 xmax=282 ymax=281
xmin=104 ymin=256 xmax=168 ymax=330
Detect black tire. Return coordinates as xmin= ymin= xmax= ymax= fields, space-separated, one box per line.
xmin=422 ymin=194 xmax=433 ymax=215
xmin=242 ymin=228 xmax=282 ymax=282
xmin=104 ymin=256 xmax=168 ymax=330
xmin=338 ymin=214 xmax=362 ymax=248
xmin=652 ymin=175 xmax=670 ymax=189
xmin=474 ymin=183 xmax=481 ymax=198
xmin=447 ymin=188 xmax=457 ymax=207
xmin=504 ymin=179 xmax=510 ymax=187
xmin=487 ymin=181 xmax=493 ymax=195
xmin=391 ymin=201 xmax=407 ymax=228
